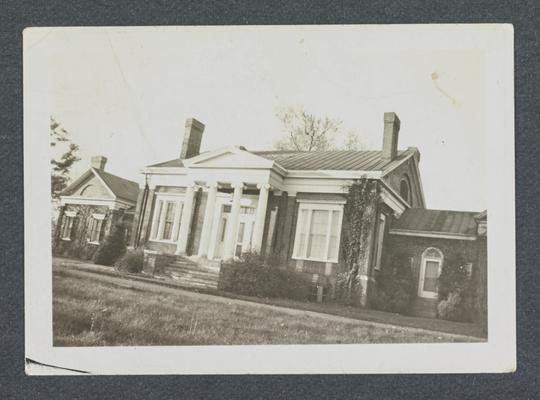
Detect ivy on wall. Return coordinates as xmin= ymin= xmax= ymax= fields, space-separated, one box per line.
xmin=335 ymin=179 xmax=380 ymax=305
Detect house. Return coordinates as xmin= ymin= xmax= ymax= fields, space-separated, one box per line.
xmin=53 ymin=156 xmax=139 ymax=260
xmin=129 ymin=113 xmax=487 ymax=317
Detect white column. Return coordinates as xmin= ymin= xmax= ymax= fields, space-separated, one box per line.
xmin=197 ymin=181 xmax=219 ymax=258
xmin=175 ymin=183 xmax=196 ymax=254
xmin=149 ymin=198 xmax=162 ymax=239
xmin=222 ymin=182 xmax=243 ymax=260
xmin=252 ymin=183 xmax=270 ymax=253
xmin=156 ymin=200 xmax=168 ymax=240
xmin=170 ymin=200 xmax=183 ymax=242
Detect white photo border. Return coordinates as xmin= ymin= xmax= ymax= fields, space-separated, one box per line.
xmin=24 ymin=24 xmax=515 ymax=375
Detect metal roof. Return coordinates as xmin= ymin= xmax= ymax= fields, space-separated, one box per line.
xmin=253 ymin=149 xmax=410 ymax=171
xmin=391 ymin=208 xmax=480 ymax=236
xmin=147 ymin=148 xmax=415 ymax=172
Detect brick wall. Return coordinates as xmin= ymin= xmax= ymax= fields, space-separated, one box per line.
xmin=383 ymin=233 xmax=480 ymax=299
xmin=53 ymin=204 xmax=125 ymax=261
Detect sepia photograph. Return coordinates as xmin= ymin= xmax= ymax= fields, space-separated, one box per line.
xmin=23 ymin=24 xmax=515 ymax=374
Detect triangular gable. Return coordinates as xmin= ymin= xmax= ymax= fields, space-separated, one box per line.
xmin=61 ymin=168 xmax=116 ymax=199
xmin=183 ymin=146 xmax=275 ymax=169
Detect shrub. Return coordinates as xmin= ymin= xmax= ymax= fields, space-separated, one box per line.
xmin=437 ymin=254 xmax=476 ymax=322
xmin=115 ymin=248 xmax=144 ymax=273
xmin=437 ymin=291 xmax=462 ymax=320
xmin=94 ymin=223 xmax=127 ymax=266
xmin=371 ymin=253 xmax=415 ymax=314
xmin=333 ymin=266 xmax=363 ymax=306
xmin=219 ymin=252 xmax=312 ymax=301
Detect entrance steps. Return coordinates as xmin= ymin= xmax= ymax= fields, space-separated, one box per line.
xmin=156 ymin=255 xmax=220 ymax=290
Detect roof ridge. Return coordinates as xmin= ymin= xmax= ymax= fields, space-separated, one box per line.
xmin=94 ymin=168 xmax=138 ymax=186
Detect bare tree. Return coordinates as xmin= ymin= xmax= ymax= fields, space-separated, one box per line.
xmin=274 ymin=107 xmax=342 ymax=151
xmin=274 ymin=107 xmax=365 ymax=152
xmin=342 ymin=131 xmax=366 ymax=151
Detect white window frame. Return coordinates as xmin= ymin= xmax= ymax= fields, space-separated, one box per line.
xmin=292 ymin=202 xmax=344 ymax=263
xmin=150 ymin=193 xmax=185 ymax=243
xmin=418 ymin=247 xmax=444 ymax=298
xmin=61 ymin=211 xmax=77 ymax=241
xmin=87 ymin=213 xmax=106 ymax=244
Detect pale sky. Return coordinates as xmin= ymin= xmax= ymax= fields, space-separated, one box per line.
xmin=26 ymin=26 xmax=487 ymax=211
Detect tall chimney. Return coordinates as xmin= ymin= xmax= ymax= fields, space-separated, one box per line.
xmin=91 ymin=155 xmax=108 ymax=171
xmin=382 ymin=112 xmax=401 ymax=161
xmin=180 ymin=118 xmax=205 ymax=159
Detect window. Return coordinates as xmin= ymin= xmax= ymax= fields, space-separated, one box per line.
xmin=373 ymin=214 xmax=386 ymax=270
xmin=419 ymin=247 xmax=444 ymax=298
xmin=293 ymin=203 xmax=343 ymax=263
xmin=161 ymin=201 xmax=177 ymax=241
xmin=60 ymin=211 xmax=77 ymax=240
xmin=150 ymin=197 xmax=183 ymax=242
xmin=400 ymin=175 xmax=411 ymax=204
xmin=87 ymin=214 xmax=105 ymax=244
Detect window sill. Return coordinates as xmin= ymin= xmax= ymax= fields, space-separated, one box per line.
xmin=292 ymin=256 xmax=338 ymax=264
xmin=61 ymin=238 xmax=71 ymax=241
xmin=149 ymin=239 xmax=177 ymax=245
xmin=87 ymin=241 xmax=100 ymax=245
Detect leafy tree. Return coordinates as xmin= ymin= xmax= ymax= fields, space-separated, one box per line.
xmin=51 ymin=116 xmax=80 ymax=199
xmin=94 ymin=222 xmax=127 ymax=266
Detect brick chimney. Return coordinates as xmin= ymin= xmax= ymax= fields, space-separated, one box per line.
xmin=180 ymin=118 xmax=205 ymax=159
xmin=91 ymin=155 xmax=108 ymax=171
xmin=382 ymin=112 xmax=401 ymax=161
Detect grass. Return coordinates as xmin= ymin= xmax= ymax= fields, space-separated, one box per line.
xmin=53 ymin=267 xmax=475 ymax=346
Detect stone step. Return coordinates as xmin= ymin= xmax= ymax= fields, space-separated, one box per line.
xmin=166 ymin=275 xmax=218 ymax=289
xmin=167 ymin=263 xmax=220 ymax=275
xmin=165 ymin=272 xmax=219 ymax=285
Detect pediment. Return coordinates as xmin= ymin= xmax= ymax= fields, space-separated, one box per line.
xmin=62 ymin=169 xmax=115 ymax=199
xmin=184 ymin=147 xmax=274 ymax=169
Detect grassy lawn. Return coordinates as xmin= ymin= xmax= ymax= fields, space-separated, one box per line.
xmin=53 ymin=266 xmax=475 ymax=346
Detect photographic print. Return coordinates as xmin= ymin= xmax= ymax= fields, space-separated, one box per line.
xmin=24 ymin=25 xmax=515 ymax=374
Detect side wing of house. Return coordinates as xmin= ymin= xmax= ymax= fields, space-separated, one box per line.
xmin=54 ymin=168 xmax=136 ymax=261
xmin=381 ymin=149 xmax=425 ymax=209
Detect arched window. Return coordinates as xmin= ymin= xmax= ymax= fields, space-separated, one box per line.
xmin=400 ymin=175 xmax=411 ymax=204
xmin=418 ymin=247 xmax=443 ymax=298
xmin=80 ymin=184 xmax=94 ymax=196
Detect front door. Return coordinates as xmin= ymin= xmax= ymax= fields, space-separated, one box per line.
xmin=214 ymin=206 xmax=256 ymax=260
xmin=234 ymin=212 xmax=256 ymax=258
xmin=418 ymin=258 xmax=441 ymax=298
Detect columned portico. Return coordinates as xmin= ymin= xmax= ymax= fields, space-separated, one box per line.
xmin=197 ymin=181 xmax=219 ymax=258
xmin=252 ymin=183 xmax=271 ymax=253
xmin=175 ymin=183 xmax=196 ymax=254
xmin=222 ymin=182 xmax=244 ymax=260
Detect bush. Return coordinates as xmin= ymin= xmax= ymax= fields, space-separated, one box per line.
xmin=94 ymin=223 xmax=127 ymax=266
xmin=219 ymin=252 xmax=312 ymax=301
xmin=371 ymin=253 xmax=415 ymax=314
xmin=334 ymin=267 xmax=363 ymax=306
xmin=437 ymin=291 xmax=462 ymax=320
xmin=437 ymin=254 xmax=476 ymax=322
xmin=115 ymin=248 xmax=144 ymax=273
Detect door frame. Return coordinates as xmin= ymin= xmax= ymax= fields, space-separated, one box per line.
xmin=418 ymin=250 xmax=443 ymax=299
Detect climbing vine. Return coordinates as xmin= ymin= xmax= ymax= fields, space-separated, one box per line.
xmin=335 ymin=179 xmax=380 ymax=305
